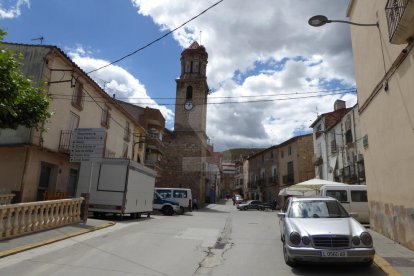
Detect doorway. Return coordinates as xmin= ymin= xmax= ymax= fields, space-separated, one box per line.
xmin=37 ymin=162 xmax=57 ymax=201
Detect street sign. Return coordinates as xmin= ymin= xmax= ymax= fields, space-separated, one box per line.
xmin=70 ymin=128 xmax=106 ymax=162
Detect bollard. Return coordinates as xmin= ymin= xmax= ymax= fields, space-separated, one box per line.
xmin=80 ymin=193 xmax=90 ymax=223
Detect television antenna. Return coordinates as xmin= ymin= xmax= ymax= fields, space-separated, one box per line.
xmin=31 ymin=36 xmax=44 ymax=44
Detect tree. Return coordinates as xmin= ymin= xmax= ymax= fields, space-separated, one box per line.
xmin=0 ymin=28 xmax=52 ymax=130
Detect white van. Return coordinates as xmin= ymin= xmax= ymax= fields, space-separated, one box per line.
xmin=155 ymin=188 xmax=193 ymax=213
xmin=319 ymin=184 xmax=369 ymax=224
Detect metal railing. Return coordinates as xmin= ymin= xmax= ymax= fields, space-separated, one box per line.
xmin=283 ymin=174 xmax=294 ymax=185
xmin=268 ymin=177 xmax=278 ymax=185
xmin=385 ymin=0 xmax=409 ymax=42
xmin=59 ymin=130 xmax=72 ymax=153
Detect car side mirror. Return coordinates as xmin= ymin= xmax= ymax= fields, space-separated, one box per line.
xmin=349 ymin=212 xmax=359 ymax=218
xmin=277 ymin=212 xmax=286 ymax=218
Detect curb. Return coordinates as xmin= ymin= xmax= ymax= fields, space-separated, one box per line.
xmin=374 ymin=254 xmax=401 ymax=276
xmin=0 ymin=221 xmax=115 ymax=259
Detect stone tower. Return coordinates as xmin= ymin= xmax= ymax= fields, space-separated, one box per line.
xmin=156 ymin=42 xmax=212 ymax=205
xmin=174 ymin=41 xmax=209 ymax=133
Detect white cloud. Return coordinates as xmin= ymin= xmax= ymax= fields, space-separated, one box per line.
xmin=66 ymin=46 xmax=174 ymax=125
xmin=0 ymin=0 xmax=30 ymax=19
xmin=131 ymin=0 xmax=357 ymax=151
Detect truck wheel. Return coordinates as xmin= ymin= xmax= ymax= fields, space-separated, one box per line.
xmin=147 ymin=213 xmax=151 ymax=218
xmin=93 ymin=212 xmax=101 ymax=218
xmin=162 ymin=206 xmax=174 ymax=216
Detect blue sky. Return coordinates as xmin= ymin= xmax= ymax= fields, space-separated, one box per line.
xmin=1 ymin=0 xmax=357 ymax=151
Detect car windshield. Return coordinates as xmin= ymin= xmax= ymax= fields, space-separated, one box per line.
xmin=288 ymin=200 xmax=349 ymax=218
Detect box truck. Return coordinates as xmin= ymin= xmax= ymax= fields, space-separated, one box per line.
xmin=76 ymin=158 xmax=156 ymax=218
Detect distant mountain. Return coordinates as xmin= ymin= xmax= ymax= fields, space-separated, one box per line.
xmin=221 ymin=148 xmax=264 ymax=161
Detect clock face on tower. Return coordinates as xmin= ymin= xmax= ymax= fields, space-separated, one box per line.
xmin=184 ymin=101 xmax=193 ymax=111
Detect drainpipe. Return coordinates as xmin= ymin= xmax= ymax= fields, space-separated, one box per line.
xmin=352 ymin=109 xmax=359 ymax=184
xmin=19 ymin=146 xmax=30 ymax=203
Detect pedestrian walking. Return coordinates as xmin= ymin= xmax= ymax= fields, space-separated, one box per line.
xmin=192 ymin=198 xmax=199 ymax=210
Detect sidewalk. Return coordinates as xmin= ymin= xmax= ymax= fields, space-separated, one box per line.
xmin=369 ymin=229 xmax=414 ymax=276
xmin=0 ymin=219 xmax=114 ymax=258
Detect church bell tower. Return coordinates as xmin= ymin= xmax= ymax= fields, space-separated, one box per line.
xmin=174 ymin=41 xmax=209 ymax=134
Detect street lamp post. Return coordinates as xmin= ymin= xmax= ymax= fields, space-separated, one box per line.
xmin=308 ymin=15 xmax=378 ymax=27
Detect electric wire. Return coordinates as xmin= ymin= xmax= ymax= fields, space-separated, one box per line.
xmin=47 ymin=87 xmax=356 ymax=100
xmin=51 ymin=90 xmax=354 ymax=107
xmin=86 ymin=0 xmax=224 ymax=75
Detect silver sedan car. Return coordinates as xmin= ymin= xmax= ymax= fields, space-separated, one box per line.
xmin=278 ymin=196 xmax=375 ymax=267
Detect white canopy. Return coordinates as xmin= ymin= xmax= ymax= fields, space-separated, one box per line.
xmin=278 ymin=178 xmax=349 ymax=197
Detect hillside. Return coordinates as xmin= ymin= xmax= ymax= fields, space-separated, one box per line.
xmin=221 ymin=148 xmax=264 ymax=161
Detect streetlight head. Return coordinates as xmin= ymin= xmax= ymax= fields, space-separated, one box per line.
xmin=308 ymin=15 xmax=330 ymax=27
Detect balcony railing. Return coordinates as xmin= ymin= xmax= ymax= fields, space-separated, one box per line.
xmin=59 ymin=130 xmax=73 ymax=154
xmin=256 ymin=179 xmax=265 ymax=187
xmin=283 ymin=174 xmax=294 ymax=185
xmin=385 ymin=0 xmax=413 ymax=44
xmin=268 ymin=176 xmax=278 ymax=185
xmin=342 ymin=165 xmax=357 ymax=183
xmin=312 ymin=155 xmax=323 ymax=166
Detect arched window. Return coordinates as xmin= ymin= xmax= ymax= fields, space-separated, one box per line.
xmin=186 ymin=86 xmax=193 ymax=100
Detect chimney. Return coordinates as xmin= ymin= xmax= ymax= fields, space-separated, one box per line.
xmin=334 ymin=100 xmax=346 ymax=110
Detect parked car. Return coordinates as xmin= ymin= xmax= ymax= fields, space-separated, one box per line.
xmin=278 ymin=196 xmax=375 ymax=267
xmin=234 ymin=195 xmax=243 ymax=204
xmin=153 ymin=192 xmax=180 ymax=216
xmin=155 ymin=188 xmax=192 ymax=213
xmin=237 ymin=200 xmax=263 ymax=210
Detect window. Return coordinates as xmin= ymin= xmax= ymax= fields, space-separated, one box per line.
xmin=351 ymin=190 xmax=368 ymax=202
xmin=122 ymin=143 xmax=128 ymax=158
xmin=149 ymin=130 xmax=158 ymax=139
xmin=281 ymin=150 xmax=284 ymax=158
xmin=157 ymin=190 xmax=171 ymax=198
xmin=287 ymin=161 xmax=294 ymax=176
xmin=186 ymin=86 xmax=193 ymax=100
xmin=331 ymin=138 xmax=337 ymax=153
xmin=124 ymin=121 xmax=130 ymax=142
xmin=270 ymin=151 xmax=273 ymax=158
xmin=71 ymin=81 xmax=84 ymax=110
xmin=346 ymin=129 xmax=353 ymax=144
xmin=68 ymin=112 xmax=79 ymax=131
xmin=326 ymin=190 xmax=348 ymax=202
xmin=288 ymin=146 xmax=292 ymax=156
xmin=173 ymin=190 xmax=187 ymax=198
xmin=101 ymin=105 xmax=110 ymax=128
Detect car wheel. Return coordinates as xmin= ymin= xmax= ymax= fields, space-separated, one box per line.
xmin=243 ymin=207 xmax=247 ymax=210
xmin=180 ymin=206 xmax=185 ymax=215
xmin=162 ymin=206 xmax=174 ymax=216
xmin=283 ymin=241 xmax=297 ymax=267
xmin=360 ymin=259 xmax=374 ymax=267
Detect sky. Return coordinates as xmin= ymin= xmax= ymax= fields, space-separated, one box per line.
xmin=0 ymin=0 xmax=357 ymax=151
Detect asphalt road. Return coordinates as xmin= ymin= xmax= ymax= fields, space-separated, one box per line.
xmin=0 ymin=201 xmax=386 ymax=276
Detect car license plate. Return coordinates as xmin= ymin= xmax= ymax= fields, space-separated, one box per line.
xmin=321 ymin=251 xmax=347 ymax=257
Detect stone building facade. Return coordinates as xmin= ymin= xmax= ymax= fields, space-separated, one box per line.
xmin=247 ymin=134 xmax=315 ymax=202
xmin=156 ymin=42 xmax=211 ymax=205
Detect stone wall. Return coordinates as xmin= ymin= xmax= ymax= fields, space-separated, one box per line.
xmin=370 ymin=201 xmax=414 ymax=250
xmin=157 ymin=130 xmax=208 ymax=204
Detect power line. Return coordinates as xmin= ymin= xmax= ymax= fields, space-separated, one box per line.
xmin=48 ymin=87 xmax=356 ymax=100
xmin=51 ymin=90 xmax=354 ymax=107
xmin=86 ymin=0 xmax=224 ymax=75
